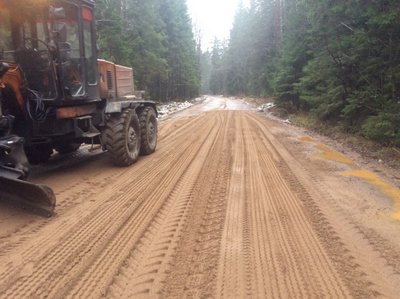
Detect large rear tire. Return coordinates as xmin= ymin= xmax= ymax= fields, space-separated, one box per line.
xmin=105 ymin=109 xmax=141 ymax=166
xmin=139 ymin=107 xmax=158 ymax=155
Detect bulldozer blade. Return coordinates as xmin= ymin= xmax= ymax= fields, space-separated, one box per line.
xmin=0 ymin=176 xmax=56 ymax=217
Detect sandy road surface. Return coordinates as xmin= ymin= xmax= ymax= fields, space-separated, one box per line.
xmin=0 ymin=96 xmax=400 ymax=298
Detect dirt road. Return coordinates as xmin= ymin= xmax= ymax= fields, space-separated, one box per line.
xmin=1 ymin=96 xmax=400 ymax=298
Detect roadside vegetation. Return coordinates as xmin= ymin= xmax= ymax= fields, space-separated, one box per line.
xmin=203 ymin=0 xmax=400 ymax=149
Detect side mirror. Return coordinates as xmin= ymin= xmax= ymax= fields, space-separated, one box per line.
xmin=0 ymin=63 xmax=9 ymax=79
xmin=49 ymin=6 xmax=66 ymax=20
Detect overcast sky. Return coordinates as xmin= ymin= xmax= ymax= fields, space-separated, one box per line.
xmin=187 ymin=0 xmax=248 ymax=50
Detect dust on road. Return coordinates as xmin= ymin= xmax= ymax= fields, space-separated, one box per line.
xmin=0 ymin=96 xmax=400 ymax=298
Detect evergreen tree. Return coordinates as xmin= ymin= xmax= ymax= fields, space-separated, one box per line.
xmin=209 ymin=0 xmax=400 ymax=146
xmin=96 ymin=0 xmax=130 ymax=64
xmin=209 ymin=39 xmax=226 ymax=94
xmin=123 ymin=0 xmax=168 ymax=100
xmin=200 ymin=51 xmax=212 ymax=94
xmin=95 ymin=0 xmax=200 ymax=102
xmin=159 ymin=0 xmax=200 ymax=100
xmin=224 ymin=4 xmax=251 ymax=95
xmin=274 ymin=0 xmax=312 ymax=111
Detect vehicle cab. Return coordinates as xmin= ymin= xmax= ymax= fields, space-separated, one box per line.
xmin=0 ymin=0 xmax=99 ymax=103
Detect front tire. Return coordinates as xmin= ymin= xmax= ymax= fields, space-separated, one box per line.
xmin=105 ymin=109 xmax=141 ymax=166
xmin=139 ymin=107 xmax=158 ymax=155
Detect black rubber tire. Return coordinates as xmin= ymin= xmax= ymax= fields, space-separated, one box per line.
xmin=139 ymin=107 xmax=158 ymax=155
xmin=25 ymin=145 xmax=53 ymax=165
xmin=55 ymin=142 xmax=81 ymax=155
xmin=105 ymin=109 xmax=141 ymax=166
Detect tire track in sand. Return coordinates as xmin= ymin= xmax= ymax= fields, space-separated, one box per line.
xmin=65 ymin=113 xmax=223 ymax=298
xmin=0 ymin=108 xmax=382 ymax=298
xmin=104 ymin=113 xmax=227 ymax=299
xmin=0 ymin=115 xmax=204 ymax=261
xmin=161 ymin=111 xmax=233 ymax=298
xmin=216 ymin=112 xmax=351 ymax=298
xmin=247 ymin=112 xmax=378 ymax=298
xmin=0 ymin=114 xmax=215 ymax=298
xmin=0 ymin=114 xmax=207 ymax=269
xmin=216 ymin=113 xmax=249 ymax=298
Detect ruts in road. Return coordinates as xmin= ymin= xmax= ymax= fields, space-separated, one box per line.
xmin=0 ymin=96 xmax=400 ymax=298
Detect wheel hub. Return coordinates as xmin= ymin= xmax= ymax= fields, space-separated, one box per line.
xmin=148 ymin=122 xmax=155 ymax=140
xmin=128 ymin=127 xmax=137 ymax=151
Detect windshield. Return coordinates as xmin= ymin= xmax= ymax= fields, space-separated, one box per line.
xmin=0 ymin=1 xmax=53 ymax=59
xmin=0 ymin=2 xmax=57 ymax=99
xmin=0 ymin=1 xmax=93 ymax=99
xmin=54 ymin=2 xmax=85 ymax=97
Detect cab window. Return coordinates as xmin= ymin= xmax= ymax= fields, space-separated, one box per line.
xmin=54 ymin=2 xmax=84 ymax=97
xmin=0 ymin=8 xmax=13 ymax=60
xmin=82 ymin=7 xmax=96 ymax=85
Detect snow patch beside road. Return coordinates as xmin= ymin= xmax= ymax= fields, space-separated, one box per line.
xmin=157 ymin=97 xmax=204 ymax=119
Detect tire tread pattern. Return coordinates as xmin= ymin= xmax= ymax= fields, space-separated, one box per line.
xmin=105 ymin=109 xmax=140 ymax=166
xmin=139 ymin=107 xmax=158 ymax=156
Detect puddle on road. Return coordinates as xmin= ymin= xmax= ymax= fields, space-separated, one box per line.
xmin=298 ymin=137 xmax=400 ymax=219
xmin=299 ymin=137 xmax=353 ymax=165
xmin=342 ymin=170 xmax=400 ymax=220
xmin=299 ymin=136 xmax=315 ymax=143
xmin=312 ymin=144 xmax=354 ymax=165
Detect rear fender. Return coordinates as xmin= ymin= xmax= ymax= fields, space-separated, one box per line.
xmin=106 ymin=101 xmax=158 ymax=117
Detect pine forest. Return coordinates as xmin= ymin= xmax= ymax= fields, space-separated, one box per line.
xmin=97 ymin=0 xmax=400 ymax=147
xmin=95 ymin=0 xmax=201 ymax=102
